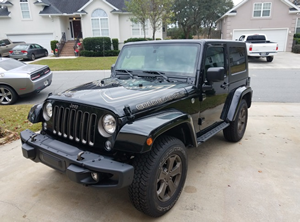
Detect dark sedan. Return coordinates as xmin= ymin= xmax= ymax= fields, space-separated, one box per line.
xmin=9 ymin=43 xmax=48 ymax=61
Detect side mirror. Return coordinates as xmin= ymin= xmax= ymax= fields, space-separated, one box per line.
xmin=206 ymin=67 xmax=225 ymax=82
xmin=111 ymin=64 xmax=115 ymax=75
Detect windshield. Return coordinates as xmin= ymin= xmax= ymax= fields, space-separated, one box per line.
xmin=0 ymin=59 xmax=26 ymax=71
xmin=13 ymin=44 xmax=29 ymax=50
xmin=115 ymin=43 xmax=199 ymax=76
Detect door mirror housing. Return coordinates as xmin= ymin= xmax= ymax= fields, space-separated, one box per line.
xmin=207 ymin=67 xmax=225 ymax=82
xmin=111 ymin=64 xmax=115 ymax=75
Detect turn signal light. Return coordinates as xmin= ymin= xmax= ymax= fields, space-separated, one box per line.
xmin=146 ymin=137 xmax=153 ymax=146
xmin=276 ymin=44 xmax=278 ymax=51
xmin=249 ymin=45 xmax=253 ymax=51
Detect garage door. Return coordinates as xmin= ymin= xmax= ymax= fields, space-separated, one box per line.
xmin=7 ymin=33 xmax=54 ymax=54
xmin=233 ymin=29 xmax=288 ymax=51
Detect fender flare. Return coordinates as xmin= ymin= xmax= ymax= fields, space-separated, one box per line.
xmin=114 ymin=109 xmax=197 ymax=153
xmin=225 ymin=86 xmax=253 ymax=122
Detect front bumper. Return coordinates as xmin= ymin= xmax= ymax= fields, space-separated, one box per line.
xmin=20 ymin=129 xmax=134 ymax=189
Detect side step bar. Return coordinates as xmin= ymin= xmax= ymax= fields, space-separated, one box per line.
xmin=197 ymin=122 xmax=229 ymax=145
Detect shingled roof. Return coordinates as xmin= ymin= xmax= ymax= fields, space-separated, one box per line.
xmin=38 ymin=0 xmax=128 ymax=15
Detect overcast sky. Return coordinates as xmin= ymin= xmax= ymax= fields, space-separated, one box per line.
xmin=233 ymin=0 xmax=243 ymax=6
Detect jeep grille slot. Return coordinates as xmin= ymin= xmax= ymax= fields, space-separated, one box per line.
xmin=52 ymin=106 xmax=97 ymax=146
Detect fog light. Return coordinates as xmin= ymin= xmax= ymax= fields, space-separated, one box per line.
xmin=105 ymin=140 xmax=112 ymax=151
xmin=91 ymin=172 xmax=99 ymax=181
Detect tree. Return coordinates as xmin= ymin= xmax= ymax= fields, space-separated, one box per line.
xmin=125 ymin=0 xmax=150 ymax=39
xmin=126 ymin=0 xmax=174 ymax=40
xmin=172 ymin=0 xmax=233 ymax=39
xmin=148 ymin=0 xmax=174 ymax=40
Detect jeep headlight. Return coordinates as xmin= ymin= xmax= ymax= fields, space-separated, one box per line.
xmin=43 ymin=102 xmax=52 ymax=121
xmin=103 ymin=114 xmax=116 ymax=134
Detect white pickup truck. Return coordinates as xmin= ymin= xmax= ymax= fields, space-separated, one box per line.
xmin=0 ymin=38 xmax=25 ymax=57
xmin=238 ymin=34 xmax=278 ymax=62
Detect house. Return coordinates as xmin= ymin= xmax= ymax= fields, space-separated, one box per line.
xmin=217 ymin=0 xmax=300 ymax=51
xmin=0 ymin=0 xmax=164 ymax=54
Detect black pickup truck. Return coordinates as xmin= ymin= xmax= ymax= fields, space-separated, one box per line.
xmin=21 ymin=40 xmax=252 ymax=217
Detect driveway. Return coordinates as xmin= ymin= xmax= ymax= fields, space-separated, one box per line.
xmin=1 ymin=103 xmax=300 ymax=222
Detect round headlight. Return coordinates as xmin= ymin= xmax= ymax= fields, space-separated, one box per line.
xmin=43 ymin=102 xmax=52 ymax=121
xmin=102 ymin=114 xmax=116 ymax=134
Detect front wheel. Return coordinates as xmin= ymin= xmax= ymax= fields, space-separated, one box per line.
xmin=223 ymin=99 xmax=248 ymax=142
xmin=128 ymin=136 xmax=187 ymax=217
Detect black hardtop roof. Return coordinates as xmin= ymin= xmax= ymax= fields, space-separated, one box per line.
xmin=124 ymin=39 xmax=244 ymax=46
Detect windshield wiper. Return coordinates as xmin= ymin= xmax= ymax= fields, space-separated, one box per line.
xmin=115 ymin=69 xmax=134 ymax=78
xmin=143 ymin=70 xmax=170 ymax=82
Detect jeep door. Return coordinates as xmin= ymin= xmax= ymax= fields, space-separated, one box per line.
xmin=198 ymin=43 xmax=228 ymax=130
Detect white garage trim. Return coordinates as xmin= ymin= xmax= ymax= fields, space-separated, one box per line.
xmin=7 ymin=33 xmax=54 ymax=55
xmin=232 ymin=28 xmax=288 ymax=51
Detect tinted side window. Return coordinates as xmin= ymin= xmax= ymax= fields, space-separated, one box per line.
xmin=4 ymin=39 xmax=10 ymax=45
xmin=229 ymin=47 xmax=246 ymax=74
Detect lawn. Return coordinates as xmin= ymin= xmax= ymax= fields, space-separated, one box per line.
xmin=32 ymin=56 xmax=118 ymax=71
xmin=0 ymin=105 xmax=41 ymax=144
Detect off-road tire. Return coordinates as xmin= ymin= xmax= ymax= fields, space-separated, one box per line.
xmin=0 ymin=85 xmax=18 ymax=105
xmin=223 ymin=99 xmax=248 ymax=142
xmin=266 ymin=56 xmax=273 ymax=62
xmin=128 ymin=136 xmax=187 ymax=217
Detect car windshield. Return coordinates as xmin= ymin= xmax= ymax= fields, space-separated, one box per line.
xmin=13 ymin=44 xmax=29 ymax=50
xmin=115 ymin=43 xmax=199 ymax=76
xmin=0 ymin=59 xmax=26 ymax=71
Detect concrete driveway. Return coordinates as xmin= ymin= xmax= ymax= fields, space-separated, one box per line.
xmin=1 ymin=103 xmax=300 ymax=222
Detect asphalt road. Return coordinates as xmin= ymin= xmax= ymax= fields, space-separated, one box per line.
xmin=17 ymin=68 xmax=300 ymax=105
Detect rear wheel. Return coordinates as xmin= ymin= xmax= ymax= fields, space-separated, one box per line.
xmin=44 ymin=51 xmax=48 ymax=57
xmin=31 ymin=54 xmax=35 ymax=61
xmin=266 ymin=56 xmax=273 ymax=62
xmin=223 ymin=99 xmax=248 ymax=142
xmin=0 ymin=85 xmax=18 ymax=105
xmin=128 ymin=136 xmax=187 ymax=217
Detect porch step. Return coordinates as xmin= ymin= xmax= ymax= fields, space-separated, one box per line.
xmin=197 ymin=121 xmax=230 ymax=144
xmin=60 ymin=41 xmax=77 ymax=57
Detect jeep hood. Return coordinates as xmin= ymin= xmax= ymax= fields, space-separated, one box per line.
xmin=51 ymin=77 xmax=192 ymax=117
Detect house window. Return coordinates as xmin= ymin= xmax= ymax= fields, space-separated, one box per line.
xmin=253 ymin=3 xmax=271 ymax=17
xmin=296 ymin=18 xmax=300 ymax=34
xmin=91 ymin=9 xmax=109 ymax=37
xmin=20 ymin=0 xmax=31 ymax=19
xmin=132 ymin=21 xmax=148 ymax=36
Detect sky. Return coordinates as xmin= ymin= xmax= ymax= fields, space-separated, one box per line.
xmin=233 ymin=0 xmax=243 ymax=6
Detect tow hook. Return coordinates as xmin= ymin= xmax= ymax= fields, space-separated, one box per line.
xmin=30 ymin=134 xmax=38 ymax=142
xmin=77 ymin=151 xmax=85 ymax=161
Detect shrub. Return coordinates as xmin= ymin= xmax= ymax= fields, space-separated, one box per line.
xmin=50 ymin=40 xmax=59 ymax=51
xmin=294 ymin=33 xmax=300 ymax=38
xmin=292 ymin=45 xmax=300 ymax=53
xmin=124 ymin=38 xmax=152 ymax=43
xmin=294 ymin=38 xmax=300 ymax=45
xmin=80 ymin=50 xmax=120 ymax=57
xmin=155 ymin=38 xmax=162 ymax=40
xmin=112 ymin=38 xmax=119 ymax=50
xmin=83 ymin=37 xmax=111 ymax=52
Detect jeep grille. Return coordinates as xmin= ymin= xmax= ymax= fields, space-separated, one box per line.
xmin=52 ymin=105 xmax=97 ymax=146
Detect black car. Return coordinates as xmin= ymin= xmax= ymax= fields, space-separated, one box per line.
xmin=21 ymin=40 xmax=252 ymax=217
xmin=9 ymin=43 xmax=48 ymax=61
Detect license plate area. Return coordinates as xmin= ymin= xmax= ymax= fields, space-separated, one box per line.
xmin=39 ymin=151 xmax=66 ymax=172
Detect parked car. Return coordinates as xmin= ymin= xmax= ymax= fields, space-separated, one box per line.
xmin=238 ymin=34 xmax=278 ymax=62
xmin=0 ymin=58 xmax=52 ymax=105
xmin=0 ymin=38 xmax=25 ymax=57
xmin=9 ymin=43 xmax=48 ymax=61
xmin=21 ymin=40 xmax=252 ymax=217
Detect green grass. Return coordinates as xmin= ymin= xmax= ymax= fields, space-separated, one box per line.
xmin=0 ymin=105 xmax=41 ymax=144
xmin=31 ymin=57 xmax=118 ymax=71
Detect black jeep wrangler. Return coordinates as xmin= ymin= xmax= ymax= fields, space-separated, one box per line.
xmin=21 ymin=40 xmax=252 ymax=217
